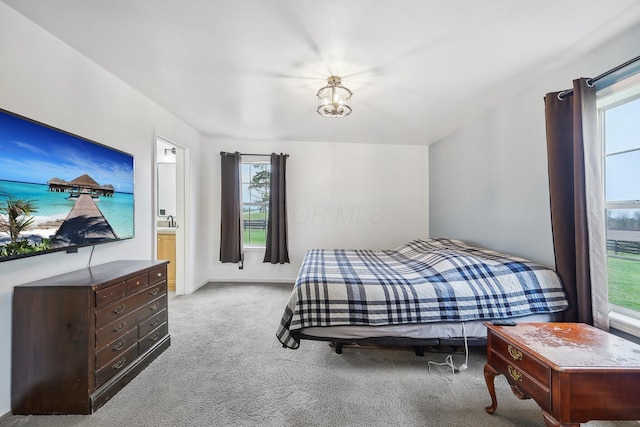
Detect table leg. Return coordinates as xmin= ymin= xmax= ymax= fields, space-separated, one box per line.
xmin=542 ymin=410 xmax=579 ymax=427
xmin=484 ymin=363 xmax=499 ymax=414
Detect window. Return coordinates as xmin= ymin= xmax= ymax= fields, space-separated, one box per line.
xmin=598 ymin=76 xmax=640 ymax=334
xmin=241 ymin=159 xmax=270 ymax=247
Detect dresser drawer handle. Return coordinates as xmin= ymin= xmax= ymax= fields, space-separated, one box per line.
xmin=508 ymin=365 xmax=523 ymax=382
xmin=150 ymin=303 xmax=160 ymax=311
xmin=113 ymin=339 xmax=126 ymax=351
xmin=113 ymin=357 xmax=126 ymax=370
xmin=136 ymin=280 xmax=141 ymax=285
xmin=157 ymin=272 xmax=162 ymax=278
xmin=150 ymin=317 xmax=160 ymax=327
xmin=149 ymin=332 xmax=160 ymax=342
xmin=149 ymin=288 xmax=160 ymax=296
xmin=113 ymin=322 xmax=126 ymax=332
xmin=508 ymin=345 xmax=523 ymax=361
xmin=113 ymin=304 xmax=126 ymax=314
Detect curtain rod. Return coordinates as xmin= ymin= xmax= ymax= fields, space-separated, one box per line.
xmin=220 ymin=151 xmax=289 ymax=158
xmin=558 ymin=54 xmax=640 ymax=99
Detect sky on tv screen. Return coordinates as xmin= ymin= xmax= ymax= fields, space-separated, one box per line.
xmin=0 ymin=110 xmax=133 ymax=194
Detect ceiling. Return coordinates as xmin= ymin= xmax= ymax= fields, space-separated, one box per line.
xmin=4 ymin=1 xmax=640 ymax=145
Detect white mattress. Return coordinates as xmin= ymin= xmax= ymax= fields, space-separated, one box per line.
xmin=300 ymin=313 xmax=559 ymax=340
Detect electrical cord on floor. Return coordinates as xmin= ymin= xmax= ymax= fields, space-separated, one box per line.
xmin=427 ymin=322 xmax=469 ymax=383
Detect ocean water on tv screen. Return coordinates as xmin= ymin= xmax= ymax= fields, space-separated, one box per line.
xmin=0 ymin=180 xmax=134 ymax=240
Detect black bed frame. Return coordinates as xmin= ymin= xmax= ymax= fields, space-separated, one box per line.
xmin=295 ymin=332 xmax=487 ymax=356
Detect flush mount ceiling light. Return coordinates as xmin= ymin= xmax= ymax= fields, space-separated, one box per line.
xmin=316 ymin=76 xmax=352 ymax=118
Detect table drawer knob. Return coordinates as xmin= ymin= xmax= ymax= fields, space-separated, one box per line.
xmin=508 ymin=345 xmax=523 ymax=361
xmin=113 ymin=322 xmax=126 ymax=332
xmin=113 ymin=304 xmax=126 ymax=314
xmin=508 ymin=365 xmax=523 ymax=382
xmin=150 ymin=303 xmax=160 ymax=311
xmin=113 ymin=357 xmax=126 ymax=370
xmin=157 ymin=272 xmax=162 ymax=277
xmin=113 ymin=339 xmax=126 ymax=351
xmin=149 ymin=287 xmax=160 ymax=296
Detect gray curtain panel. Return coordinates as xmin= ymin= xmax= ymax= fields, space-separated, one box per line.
xmin=544 ymin=78 xmax=597 ymax=324
xmin=219 ymin=152 xmax=243 ymax=267
xmin=264 ymin=153 xmax=290 ymax=264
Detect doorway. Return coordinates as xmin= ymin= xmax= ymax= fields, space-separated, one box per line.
xmin=155 ymin=137 xmax=186 ymax=295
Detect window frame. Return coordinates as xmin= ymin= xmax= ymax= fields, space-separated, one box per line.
xmin=597 ymin=73 xmax=640 ymax=337
xmin=241 ymin=157 xmax=271 ymax=249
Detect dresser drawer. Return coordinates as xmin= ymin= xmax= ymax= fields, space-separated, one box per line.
xmin=149 ymin=266 xmax=167 ymax=285
xmin=139 ymin=322 xmax=168 ymax=354
xmin=133 ymin=293 xmax=168 ymax=324
xmin=95 ymin=344 xmax=138 ymax=389
xmin=96 ymin=309 xmax=138 ymax=348
xmin=125 ymin=273 xmax=149 ymax=295
xmin=490 ymin=333 xmax=549 ymax=387
xmin=95 ymin=282 xmax=167 ymax=330
xmin=490 ymin=349 xmax=551 ymax=412
xmin=95 ymin=328 xmax=137 ymax=368
xmin=95 ymin=282 xmax=125 ymax=308
xmin=139 ymin=309 xmax=168 ymax=338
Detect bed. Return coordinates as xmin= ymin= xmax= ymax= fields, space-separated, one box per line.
xmin=276 ymin=238 xmax=568 ymax=354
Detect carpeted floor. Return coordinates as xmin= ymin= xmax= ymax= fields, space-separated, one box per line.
xmin=1 ymin=282 xmax=638 ymax=427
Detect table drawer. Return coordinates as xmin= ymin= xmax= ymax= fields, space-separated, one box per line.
xmin=95 ymin=328 xmax=137 ymax=368
xmin=149 ymin=266 xmax=167 ymax=285
xmin=490 ymin=333 xmax=549 ymax=387
xmin=95 ymin=282 xmax=125 ymax=308
xmin=139 ymin=309 xmax=168 ymax=338
xmin=139 ymin=322 xmax=168 ymax=355
xmin=125 ymin=273 xmax=149 ymax=295
xmin=95 ymin=282 xmax=167 ymax=330
xmin=96 ymin=309 xmax=137 ymax=348
xmin=135 ymin=294 xmax=168 ymax=324
xmin=95 ymin=344 xmax=137 ymax=389
xmin=490 ymin=349 xmax=551 ymax=412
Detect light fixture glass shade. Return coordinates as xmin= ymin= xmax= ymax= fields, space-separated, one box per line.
xmin=317 ymin=76 xmax=352 ymax=118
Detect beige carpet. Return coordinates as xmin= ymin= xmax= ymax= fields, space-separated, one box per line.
xmin=1 ymin=282 xmax=638 ymax=427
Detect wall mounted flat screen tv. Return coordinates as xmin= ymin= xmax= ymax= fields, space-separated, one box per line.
xmin=0 ymin=108 xmax=134 ymax=262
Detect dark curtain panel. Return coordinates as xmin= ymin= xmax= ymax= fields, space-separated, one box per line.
xmin=219 ymin=152 xmax=243 ymax=268
xmin=544 ymin=78 xmax=597 ymax=323
xmin=264 ymin=153 xmax=290 ymax=264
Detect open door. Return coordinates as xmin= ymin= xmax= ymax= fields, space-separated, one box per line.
xmin=155 ymin=137 xmax=186 ymax=295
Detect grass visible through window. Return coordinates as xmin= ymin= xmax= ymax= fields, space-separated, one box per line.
xmin=243 ymin=210 xmax=266 ymax=246
xmin=608 ymin=253 xmax=640 ymax=312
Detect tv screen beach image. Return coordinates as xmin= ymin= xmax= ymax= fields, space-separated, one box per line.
xmin=0 ymin=109 xmax=134 ymax=261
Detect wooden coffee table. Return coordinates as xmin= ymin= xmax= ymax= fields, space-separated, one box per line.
xmin=484 ymin=322 xmax=640 ymax=426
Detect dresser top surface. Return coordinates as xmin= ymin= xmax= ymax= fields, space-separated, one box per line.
xmin=487 ymin=322 xmax=640 ymax=370
xmin=15 ymin=260 xmax=168 ymax=289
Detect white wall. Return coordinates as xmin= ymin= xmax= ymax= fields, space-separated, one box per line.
xmin=0 ymin=4 xmax=211 ymax=415
xmin=429 ymin=24 xmax=640 ymax=268
xmin=210 ymin=139 xmax=429 ymax=283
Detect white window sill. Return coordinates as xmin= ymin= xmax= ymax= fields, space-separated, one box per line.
xmin=609 ymin=310 xmax=640 ymax=338
xmin=244 ymin=246 xmax=265 ymax=252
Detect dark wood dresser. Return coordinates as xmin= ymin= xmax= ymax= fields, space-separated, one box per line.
xmin=484 ymin=322 xmax=640 ymax=426
xmin=11 ymin=260 xmax=171 ymax=415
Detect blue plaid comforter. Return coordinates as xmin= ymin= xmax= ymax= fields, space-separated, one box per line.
xmin=277 ymin=239 xmax=568 ymax=349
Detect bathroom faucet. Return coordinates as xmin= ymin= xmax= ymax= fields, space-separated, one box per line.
xmin=166 ymin=215 xmax=175 ymax=227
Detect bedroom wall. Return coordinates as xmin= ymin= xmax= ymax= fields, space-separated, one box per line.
xmin=209 ymin=139 xmax=429 ymax=283
xmin=429 ymin=24 xmax=640 ymax=267
xmin=0 ymin=4 xmax=211 ymax=416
